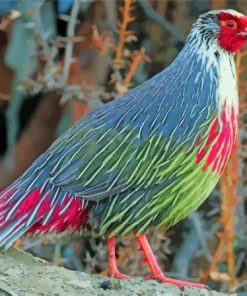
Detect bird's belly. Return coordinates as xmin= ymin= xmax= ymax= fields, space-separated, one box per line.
xmin=95 ymin=161 xmax=220 ymax=236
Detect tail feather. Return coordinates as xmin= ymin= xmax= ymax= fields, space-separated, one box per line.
xmin=0 ymin=218 xmax=27 ymax=249
xmin=0 ymin=175 xmax=88 ymax=249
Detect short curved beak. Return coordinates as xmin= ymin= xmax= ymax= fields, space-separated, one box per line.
xmin=238 ymin=32 xmax=247 ymax=39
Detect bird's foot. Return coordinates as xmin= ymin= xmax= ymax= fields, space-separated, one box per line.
xmin=145 ymin=273 xmax=205 ymax=289
xmin=108 ymin=268 xmax=131 ymax=280
xmin=106 ymin=236 xmax=131 ymax=280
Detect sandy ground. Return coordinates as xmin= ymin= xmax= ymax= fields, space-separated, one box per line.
xmin=0 ymin=249 xmax=235 ymax=296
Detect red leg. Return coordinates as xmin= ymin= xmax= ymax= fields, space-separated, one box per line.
xmin=136 ymin=234 xmax=205 ymax=289
xmin=107 ymin=236 xmax=130 ymax=280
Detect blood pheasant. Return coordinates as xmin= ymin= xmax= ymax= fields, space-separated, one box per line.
xmin=0 ymin=9 xmax=246 ymax=288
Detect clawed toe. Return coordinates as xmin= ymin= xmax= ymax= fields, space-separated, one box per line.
xmin=145 ymin=273 xmax=205 ymax=289
xmin=108 ymin=270 xmax=131 ymax=280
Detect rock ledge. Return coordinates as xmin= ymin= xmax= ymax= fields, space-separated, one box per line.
xmin=0 ymin=249 xmax=234 ymax=296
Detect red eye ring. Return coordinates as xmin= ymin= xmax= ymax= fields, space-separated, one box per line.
xmin=220 ymin=20 xmax=237 ymax=30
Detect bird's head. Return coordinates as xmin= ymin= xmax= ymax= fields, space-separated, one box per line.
xmin=191 ymin=9 xmax=247 ymax=54
xmin=217 ymin=10 xmax=247 ymax=53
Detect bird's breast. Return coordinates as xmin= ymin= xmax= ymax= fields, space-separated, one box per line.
xmin=195 ymin=105 xmax=238 ymax=174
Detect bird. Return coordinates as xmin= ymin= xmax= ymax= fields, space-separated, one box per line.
xmin=0 ymin=9 xmax=246 ymax=289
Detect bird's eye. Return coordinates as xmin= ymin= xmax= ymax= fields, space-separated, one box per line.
xmin=227 ymin=21 xmax=234 ymax=28
xmin=220 ymin=20 xmax=237 ymax=30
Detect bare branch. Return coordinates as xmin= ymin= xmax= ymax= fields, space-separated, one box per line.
xmin=138 ymin=0 xmax=186 ymax=43
xmin=63 ymin=0 xmax=80 ymax=82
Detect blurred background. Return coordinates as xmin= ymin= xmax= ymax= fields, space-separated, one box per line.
xmin=0 ymin=0 xmax=247 ymax=294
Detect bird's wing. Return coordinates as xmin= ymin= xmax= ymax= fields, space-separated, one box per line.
xmin=46 ymin=66 xmax=213 ymax=202
xmin=46 ymin=81 xmax=183 ymax=201
xmin=48 ymin=115 xmax=164 ymax=201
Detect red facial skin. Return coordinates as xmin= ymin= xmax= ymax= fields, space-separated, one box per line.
xmin=217 ymin=12 xmax=247 ymax=53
